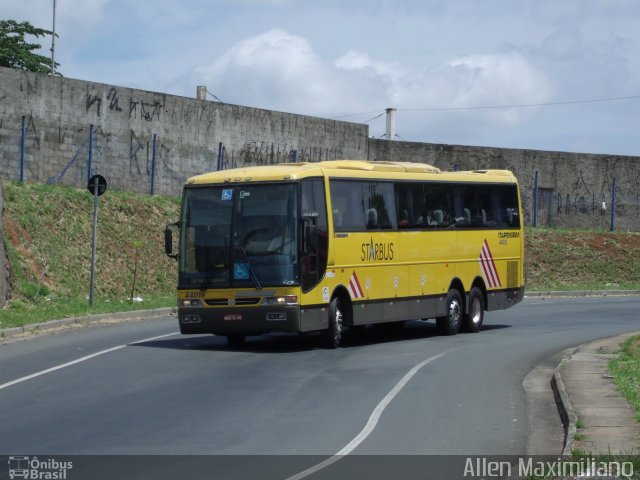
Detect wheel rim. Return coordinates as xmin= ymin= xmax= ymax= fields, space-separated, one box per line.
xmin=449 ymin=298 xmax=461 ymax=326
xmin=470 ymin=297 xmax=482 ymax=325
xmin=334 ymin=306 xmax=343 ymax=343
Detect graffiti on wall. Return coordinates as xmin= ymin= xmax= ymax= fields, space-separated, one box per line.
xmin=552 ymin=159 xmax=640 ymax=222
xmin=212 ymin=141 xmax=344 ymax=171
xmin=85 ymin=85 xmax=163 ymax=122
xmin=237 ymin=141 xmax=343 ymax=167
xmin=106 ymin=88 xmax=122 ymax=113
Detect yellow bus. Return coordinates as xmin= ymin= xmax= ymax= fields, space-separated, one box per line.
xmin=165 ymin=160 xmax=524 ymax=348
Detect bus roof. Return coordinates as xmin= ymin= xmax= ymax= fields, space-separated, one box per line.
xmin=185 ymin=160 xmax=518 ymax=185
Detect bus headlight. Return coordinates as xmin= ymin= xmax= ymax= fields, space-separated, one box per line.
xmin=180 ymin=299 xmax=203 ymax=307
xmin=265 ymin=295 xmax=298 ymax=305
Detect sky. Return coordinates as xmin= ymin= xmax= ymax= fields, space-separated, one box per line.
xmin=3 ymin=0 xmax=640 ymax=156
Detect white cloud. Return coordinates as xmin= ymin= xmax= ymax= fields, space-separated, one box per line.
xmin=335 ymin=50 xmax=394 ymax=77
xmin=191 ymin=29 xmax=553 ymax=140
xmin=336 ymin=49 xmax=552 ymax=126
xmin=211 ymin=29 xmax=318 ymax=73
xmin=445 ymin=53 xmax=552 ymax=119
xmin=193 ymin=29 xmax=336 ymax=113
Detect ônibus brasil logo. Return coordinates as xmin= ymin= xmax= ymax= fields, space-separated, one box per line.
xmin=7 ymin=456 xmax=73 ymax=480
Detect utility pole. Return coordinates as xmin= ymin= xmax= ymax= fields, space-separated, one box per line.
xmin=51 ymin=0 xmax=56 ymax=75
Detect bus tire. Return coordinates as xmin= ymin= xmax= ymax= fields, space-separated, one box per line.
xmin=323 ymin=296 xmax=344 ymax=348
xmin=227 ymin=334 xmax=246 ymax=347
xmin=436 ymin=289 xmax=463 ymax=335
xmin=463 ymin=287 xmax=484 ymax=333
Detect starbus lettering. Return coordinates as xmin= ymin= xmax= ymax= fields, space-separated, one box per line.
xmin=361 ymin=238 xmax=394 ymax=261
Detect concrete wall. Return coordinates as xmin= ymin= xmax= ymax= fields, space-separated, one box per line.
xmin=0 ymin=67 xmax=368 ymax=196
xmin=1 ymin=66 xmax=639 ymax=230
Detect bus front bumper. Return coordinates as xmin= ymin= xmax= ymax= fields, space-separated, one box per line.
xmin=178 ymin=305 xmax=301 ymax=335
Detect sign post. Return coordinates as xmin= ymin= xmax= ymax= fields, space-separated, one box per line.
xmin=87 ymin=175 xmax=107 ymax=307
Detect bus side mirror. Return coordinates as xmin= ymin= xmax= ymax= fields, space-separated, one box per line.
xmin=165 ymin=222 xmax=179 ymax=259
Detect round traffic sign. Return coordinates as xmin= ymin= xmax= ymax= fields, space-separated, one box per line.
xmin=87 ymin=174 xmax=107 ymax=196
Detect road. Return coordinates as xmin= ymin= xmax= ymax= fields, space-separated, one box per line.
xmin=0 ymin=297 xmax=638 ymax=479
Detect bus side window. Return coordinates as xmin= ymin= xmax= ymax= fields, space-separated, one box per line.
xmin=495 ymin=185 xmax=520 ymax=228
xmin=424 ymin=183 xmax=452 ymax=228
xmin=458 ymin=185 xmax=495 ymax=228
xmin=395 ymin=183 xmax=417 ymax=228
xmin=366 ymin=182 xmax=396 ymax=229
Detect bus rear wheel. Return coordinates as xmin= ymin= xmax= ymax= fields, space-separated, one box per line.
xmin=463 ymin=287 xmax=484 ymax=333
xmin=436 ymin=289 xmax=463 ymax=335
xmin=323 ymin=296 xmax=344 ymax=348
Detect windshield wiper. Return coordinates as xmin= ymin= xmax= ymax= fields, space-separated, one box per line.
xmin=237 ymin=246 xmax=263 ymax=290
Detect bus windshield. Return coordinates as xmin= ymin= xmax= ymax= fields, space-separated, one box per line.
xmin=179 ymin=183 xmax=299 ymax=289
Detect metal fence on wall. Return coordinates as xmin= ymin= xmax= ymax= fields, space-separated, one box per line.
xmin=0 ymin=116 xmax=166 ymax=195
xmin=0 ymin=116 xmax=307 ymax=196
xmin=530 ymin=170 xmax=638 ymax=231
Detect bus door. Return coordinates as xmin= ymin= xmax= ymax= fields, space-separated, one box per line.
xmin=300 ymin=179 xmax=328 ymax=293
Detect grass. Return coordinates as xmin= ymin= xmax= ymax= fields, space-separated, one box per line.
xmin=609 ymin=335 xmax=640 ymax=423
xmin=1 ymin=181 xmax=180 ymax=329
xmin=0 ymin=295 xmax=175 ymax=330
xmin=1 ymin=181 xmax=640 ymax=329
xmin=525 ymin=227 xmax=640 ymax=291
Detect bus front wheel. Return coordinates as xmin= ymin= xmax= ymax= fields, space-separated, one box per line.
xmin=323 ymin=296 xmax=344 ymax=348
xmin=436 ymin=289 xmax=463 ymax=336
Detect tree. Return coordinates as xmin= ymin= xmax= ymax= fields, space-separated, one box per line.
xmin=0 ymin=20 xmax=59 ymax=74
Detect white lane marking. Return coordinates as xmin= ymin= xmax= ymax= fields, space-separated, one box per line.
xmin=0 ymin=332 xmax=178 ymax=391
xmin=285 ymin=348 xmax=456 ymax=480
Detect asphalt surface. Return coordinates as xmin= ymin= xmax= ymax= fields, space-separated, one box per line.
xmin=0 ymin=297 xmax=638 ymax=478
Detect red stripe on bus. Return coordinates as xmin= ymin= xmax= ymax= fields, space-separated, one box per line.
xmin=483 ymin=240 xmax=501 ymax=287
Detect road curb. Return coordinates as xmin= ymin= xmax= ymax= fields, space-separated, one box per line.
xmin=0 ymin=307 xmax=175 ymax=340
xmin=550 ymin=332 xmax=640 ymax=456
xmin=525 ymin=290 xmax=640 ymax=298
xmin=551 ymin=348 xmax=579 ymax=455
